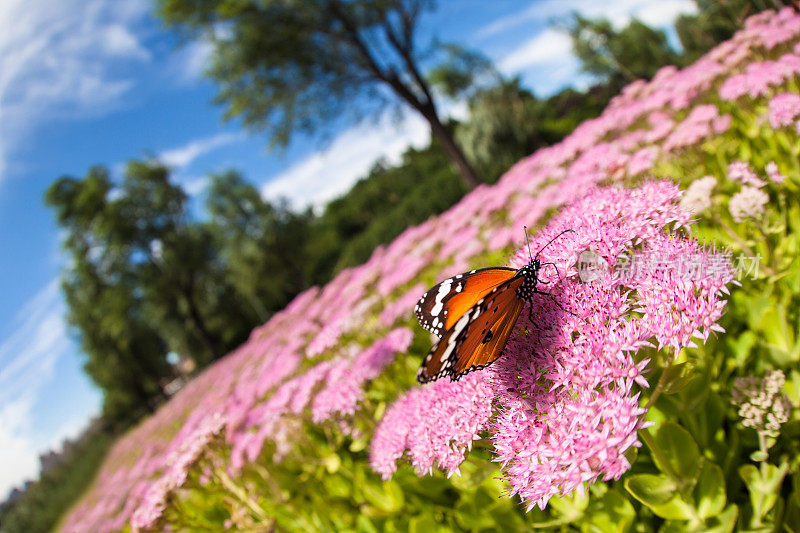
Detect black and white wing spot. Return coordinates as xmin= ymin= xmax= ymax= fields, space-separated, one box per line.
xmin=414 ymin=276 xmax=465 ymax=337
xmin=414 ymin=267 xmax=516 ymax=338
xmin=416 ymin=305 xmax=476 ymax=383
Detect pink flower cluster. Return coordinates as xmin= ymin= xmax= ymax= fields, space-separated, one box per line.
xmin=663 ymin=104 xmax=731 ymax=151
xmin=719 ymin=55 xmax=800 ymax=101
xmin=768 ymin=92 xmax=800 ymax=128
xmin=370 ymin=372 xmax=495 ymax=479
xmin=728 ymin=160 xmax=767 ymax=187
xmin=131 ymin=413 xmax=226 ymax=530
xmin=370 ymin=183 xmax=734 ymax=510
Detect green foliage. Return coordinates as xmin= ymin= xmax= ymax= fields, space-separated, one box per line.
xmin=315 ymin=142 xmax=466 ymax=275
xmin=426 ymin=44 xmax=497 ymax=99
xmin=456 ymin=78 xmax=620 ymax=181
xmin=564 ymin=14 xmax=682 ymax=83
xmin=207 ymin=171 xmax=314 ymax=320
xmin=45 ymin=161 xmax=257 ymax=422
xmin=45 ymin=166 xmax=173 ymax=422
xmin=0 ymin=427 xmax=114 ymax=533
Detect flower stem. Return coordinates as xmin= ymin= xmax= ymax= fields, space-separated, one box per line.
xmin=214 ymin=467 xmax=271 ymax=523
xmin=712 ymin=214 xmax=775 ymax=276
xmin=644 ymin=358 xmax=672 ymax=411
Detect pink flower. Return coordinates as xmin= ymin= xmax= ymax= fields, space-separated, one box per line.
xmin=371 ymin=182 xmax=734 ymax=510
xmin=765 ymin=161 xmax=786 ymax=183
xmin=627 ymin=146 xmax=658 ymax=176
xmin=712 ymin=114 xmax=732 ymax=134
xmin=312 ymin=328 xmax=413 ymax=423
xmin=728 ymin=161 xmax=766 ymax=187
xmin=768 ymin=93 xmax=800 ymax=128
xmin=369 ymin=372 xmax=495 ymax=480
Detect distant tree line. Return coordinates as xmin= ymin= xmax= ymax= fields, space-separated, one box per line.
xmin=3 ymin=2 xmax=786 ymax=531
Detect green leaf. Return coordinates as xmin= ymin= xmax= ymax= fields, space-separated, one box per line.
xmin=409 ymin=514 xmax=446 ymax=533
xmin=626 ymin=474 xmax=678 ymax=506
xmin=357 ymin=514 xmax=380 ymax=533
xmin=654 ymin=422 xmax=702 ymax=486
xmin=677 ymin=376 xmax=710 ymax=412
xmin=739 ymin=462 xmax=789 ymax=522
xmin=455 ymin=486 xmax=501 ymax=530
xmin=694 ymin=462 xmax=726 ymax=519
xmin=586 ymin=488 xmax=636 ymax=533
xmin=625 ymin=474 xmax=695 ymax=520
xmin=784 ymin=483 xmax=800 ymax=533
xmin=758 ymin=306 xmax=798 ymax=364
xmin=749 ymin=450 xmax=769 ymax=463
xmin=739 ymin=464 xmax=761 ymax=492
xmin=727 ymin=331 xmax=757 ymax=369
xmin=662 ymin=361 xmax=698 ymax=395
xmin=323 ymin=454 xmax=341 ymax=474
xmin=549 ymin=490 xmax=589 ymax=521
xmin=361 ymin=480 xmax=404 ymax=514
xmin=704 ymin=504 xmax=738 ymax=533
xmin=659 ymin=519 xmax=697 ymax=533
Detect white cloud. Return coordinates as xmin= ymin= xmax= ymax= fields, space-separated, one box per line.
xmin=0 ymin=0 xmax=151 ymax=181
xmin=498 ymin=28 xmax=574 ymax=73
xmin=173 ymin=39 xmax=215 ymax=82
xmin=491 ymin=0 xmax=697 ymax=95
xmin=0 ymin=398 xmax=38 ymax=499
xmin=158 ymin=132 xmax=241 ymax=170
xmin=633 ymin=0 xmax=697 ymax=28
xmin=261 ymin=113 xmax=430 ymax=209
xmin=0 ymin=280 xmax=94 ymax=499
xmin=183 ymin=176 xmax=210 ymax=196
xmin=478 ymin=0 xmax=696 ymax=40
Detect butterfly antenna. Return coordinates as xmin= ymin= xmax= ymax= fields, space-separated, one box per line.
xmin=533 ymin=229 xmax=575 ymax=262
xmin=523 ymin=226 xmax=534 ymax=263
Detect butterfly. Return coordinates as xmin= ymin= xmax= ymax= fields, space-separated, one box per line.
xmin=414 ymin=229 xmax=573 ymax=383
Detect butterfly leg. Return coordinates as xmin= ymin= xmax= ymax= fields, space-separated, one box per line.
xmin=539 ymin=261 xmax=563 ymax=282
xmin=534 ymin=288 xmax=576 ymax=317
xmin=526 ymin=302 xmax=545 ymax=334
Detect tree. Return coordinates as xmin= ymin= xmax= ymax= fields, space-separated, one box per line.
xmin=564 ymin=15 xmax=682 ymax=83
xmin=158 ymin=0 xmax=486 ymax=190
xmin=455 ymin=77 xmax=621 ymax=182
xmin=206 ymin=171 xmax=313 ymax=319
xmin=45 ymin=167 xmax=171 ymax=421
xmin=45 ymin=161 xmax=256 ymax=419
xmin=456 ymin=78 xmax=538 ymax=182
xmin=113 ymin=161 xmax=236 ymax=366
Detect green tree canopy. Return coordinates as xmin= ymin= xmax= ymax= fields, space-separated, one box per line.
xmin=45 ymin=167 xmax=171 ymax=422
xmin=45 ymin=161 xmax=257 ymax=420
xmin=564 ymin=14 xmax=681 ymax=83
xmin=158 ymin=0 xmax=487 ymax=189
xmin=206 ymin=171 xmax=312 ymax=319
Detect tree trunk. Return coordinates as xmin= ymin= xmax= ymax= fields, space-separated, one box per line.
xmin=425 ymin=111 xmax=482 ymax=190
xmin=182 ymin=279 xmax=222 ymax=362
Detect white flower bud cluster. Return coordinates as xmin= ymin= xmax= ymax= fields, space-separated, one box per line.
xmin=732 ymin=370 xmax=791 ymax=439
xmin=679 ymin=176 xmax=717 ymax=214
xmin=729 ymin=186 xmax=769 ymax=223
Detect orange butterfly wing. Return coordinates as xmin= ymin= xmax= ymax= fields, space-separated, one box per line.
xmin=414 ymin=267 xmax=518 ymax=337
xmin=417 ymin=277 xmax=525 ymax=383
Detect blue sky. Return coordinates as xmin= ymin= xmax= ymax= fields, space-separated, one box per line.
xmin=0 ymin=0 xmax=697 ymax=498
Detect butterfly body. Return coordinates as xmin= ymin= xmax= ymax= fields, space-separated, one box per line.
xmin=414 ymin=230 xmax=573 ymax=384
